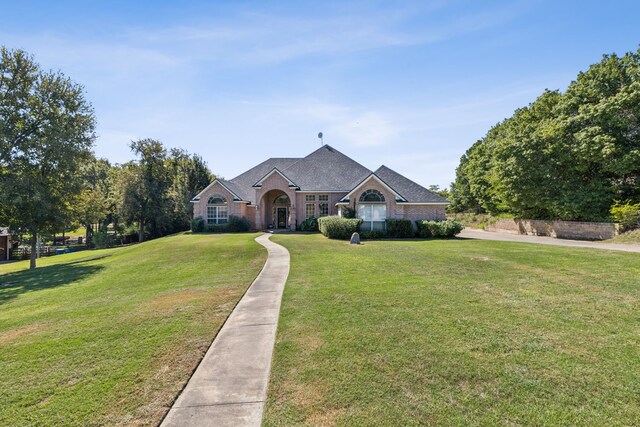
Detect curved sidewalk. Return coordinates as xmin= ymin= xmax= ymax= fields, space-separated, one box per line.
xmin=459 ymin=229 xmax=640 ymax=253
xmin=161 ymin=233 xmax=289 ymax=427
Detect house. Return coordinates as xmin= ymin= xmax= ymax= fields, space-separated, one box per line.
xmin=0 ymin=227 xmax=11 ymax=261
xmin=191 ymin=145 xmax=449 ymax=231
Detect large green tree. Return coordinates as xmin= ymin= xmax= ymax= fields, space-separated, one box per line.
xmin=0 ymin=47 xmax=95 ymax=268
xmin=120 ymin=139 xmax=170 ymax=242
xmin=451 ymin=48 xmax=640 ymax=221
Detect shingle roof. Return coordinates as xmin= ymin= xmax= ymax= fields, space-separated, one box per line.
xmin=201 ymin=145 xmax=447 ymax=205
xmin=373 ymin=165 xmax=449 ymax=204
xmin=278 ymin=145 xmax=372 ymax=192
xmin=227 ymin=158 xmax=301 ymax=203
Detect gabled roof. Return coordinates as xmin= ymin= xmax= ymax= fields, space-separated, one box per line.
xmin=191 ymin=178 xmax=243 ymax=202
xmin=339 ymin=173 xmax=407 ymax=203
xmin=252 ymin=168 xmax=299 ymax=189
xmin=278 ymin=145 xmax=372 ymax=192
xmin=227 ymin=158 xmax=301 ymax=203
xmin=192 ymin=145 xmax=447 ymax=206
xmin=374 ymin=165 xmax=449 ymax=204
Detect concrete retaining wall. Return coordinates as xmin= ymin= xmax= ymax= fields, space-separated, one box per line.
xmin=485 ymin=219 xmax=620 ymax=241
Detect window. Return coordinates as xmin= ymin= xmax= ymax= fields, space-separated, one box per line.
xmin=305 ymin=203 xmax=315 ymax=218
xmin=274 ymin=195 xmax=290 ymax=204
xmin=305 ymin=195 xmax=316 ymax=202
xmin=318 ymin=194 xmax=329 ymax=201
xmin=207 ymin=194 xmax=228 ymax=224
xmin=358 ymin=204 xmax=386 ymax=231
xmin=319 ymin=203 xmax=329 ymax=217
xmin=359 ymin=189 xmax=385 ymax=202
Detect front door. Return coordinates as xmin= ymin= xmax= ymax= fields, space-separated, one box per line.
xmin=276 ymin=207 xmax=287 ymax=229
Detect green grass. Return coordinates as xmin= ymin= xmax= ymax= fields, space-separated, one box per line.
xmin=0 ymin=232 xmax=266 ymax=426
xmin=264 ymin=234 xmax=640 ymax=426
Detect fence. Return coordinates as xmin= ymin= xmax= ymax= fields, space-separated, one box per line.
xmin=10 ymin=246 xmax=87 ymax=261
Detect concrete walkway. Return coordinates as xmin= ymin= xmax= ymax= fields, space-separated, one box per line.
xmin=459 ymin=228 xmax=640 ymax=253
xmin=161 ymin=233 xmax=289 ymax=427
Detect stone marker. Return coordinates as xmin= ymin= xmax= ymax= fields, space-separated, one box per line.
xmin=350 ymin=232 xmax=360 ymax=245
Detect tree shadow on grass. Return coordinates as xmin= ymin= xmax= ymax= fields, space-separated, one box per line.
xmin=0 ymin=261 xmax=105 ymax=305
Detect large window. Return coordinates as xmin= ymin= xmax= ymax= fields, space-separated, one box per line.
xmin=207 ymin=195 xmax=228 ymax=224
xmin=319 ymin=203 xmax=329 ymax=217
xmin=358 ymin=189 xmax=386 ymax=231
xmin=358 ymin=204 xmax=386 ymax=231
xmin=306 ymin=203 xmax=315 ymax=218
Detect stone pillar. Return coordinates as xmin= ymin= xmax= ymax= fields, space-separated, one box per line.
xmin=289 ymin=205 xmax=296 ymax=231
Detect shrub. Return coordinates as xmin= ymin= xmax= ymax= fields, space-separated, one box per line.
xmin=610 ymin=200 xmax=640 ymax=231
xmin=298 ymin=217 xmax=318 ymax=232
xmin=205 ymin=215 xmax=251 ymax=233
xmin=191 ymin=216 xmax=205 ymax=233
xmin=318 ymin=216 xmax=362 ymax=240
xmin=92 ymin=230 xmax=115 ymax=248
xmin=359 ymin=230 xmax=387 ymax=240
xmin=385 ymin=218 xmax=414 ymax=238
xmin=226 ymin=215 xmax=252 ymax=232
xmin=416 ymin=219 xmax=464 ymax=238
xmin=342 ymin=207 xmax=356 ymax=219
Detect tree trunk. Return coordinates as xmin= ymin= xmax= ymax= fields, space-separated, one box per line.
xmin=138 ymin=219 xmax=145 ymax=243
xmin=86 ymin=224 xmax=93 ymax=246
xmin=29 ymin=234 xmax=37 ymax=269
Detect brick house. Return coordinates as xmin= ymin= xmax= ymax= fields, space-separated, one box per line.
xmin=191 ymin=145 xmax=448 ymax=231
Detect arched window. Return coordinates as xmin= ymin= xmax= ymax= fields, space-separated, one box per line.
xmin=273 ymin=195 xmax=290 ymax=205
xmin=207 ymin=194 xmax=228 ymax=225
xmin=359 ymin=189 xmax=385 ymax=202
xmin=358 ymin=189 xmax=386 ymax=231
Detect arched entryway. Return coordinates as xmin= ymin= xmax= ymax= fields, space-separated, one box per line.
xmin=260 ymin=190 xmax=292 ymax=229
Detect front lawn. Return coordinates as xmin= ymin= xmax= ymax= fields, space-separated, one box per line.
xmin=0 ymin=233 xmax=266 ymax=426
xmin=264 ymin=234 xmax=640 ymax=425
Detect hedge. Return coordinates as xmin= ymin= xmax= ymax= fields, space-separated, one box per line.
xmin=192 ymin=215 xmax=251 ymax=233
xmin=416 ymin=220 xmax=464 ymax=238
xmin=318 ymin=216 xmax=362 ymax=240
xmin=385 ymin=218 xmax=414 ymax=238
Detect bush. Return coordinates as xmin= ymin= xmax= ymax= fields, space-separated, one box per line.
xmin=416 ymin=219 xmax=464 ymax=238
xmin=205 ymin=215 xmax=252 ymax=233
xmin=318 ymin=216 xmax=362 ymax=240
xmin=226 ymin=215 xmax=252 ymax=232
xmin=359 ymin=230 xmax=387 ymax=240
xmin=191 ymin=216 xmax=205 ymax=233
xmin=92 ymin=230 xmax=115 ymax=248
xmin=298 ymin=217 xmax=318 ymax=232
xmin=342 ymin=207 xmax=356 ymax=219
xmin=385 ymin=218 xmax=414 ymax=238
xmin=610 ymin=200 xmax=640 ymax=231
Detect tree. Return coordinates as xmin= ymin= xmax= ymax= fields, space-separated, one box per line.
xmin=0 ymin=47 xmax=95 ymax=268
xmin=450 ymin=48 xmax=640 ymax=222
xmin=120 ymin=139 xmax=170 ymax=242
xmin=75 ymin=156 xmax=112 ymax=246
xmin=166 ymin=148 xmax=212 ymax=233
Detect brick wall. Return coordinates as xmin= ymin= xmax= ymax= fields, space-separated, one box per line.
xmin=192 ymin=182 xmax=244 ymax=220
xmin=399 ymin=205 xmax=446 ymax=222
xmin=486 ymin=219 xmax=620 ymax=241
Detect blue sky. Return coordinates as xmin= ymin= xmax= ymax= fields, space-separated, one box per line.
xmin=2 ymin=1 xmax=639 ymax=188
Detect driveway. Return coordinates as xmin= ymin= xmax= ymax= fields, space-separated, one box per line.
xmin=458 ymin=229 xmax=640 ymax=253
